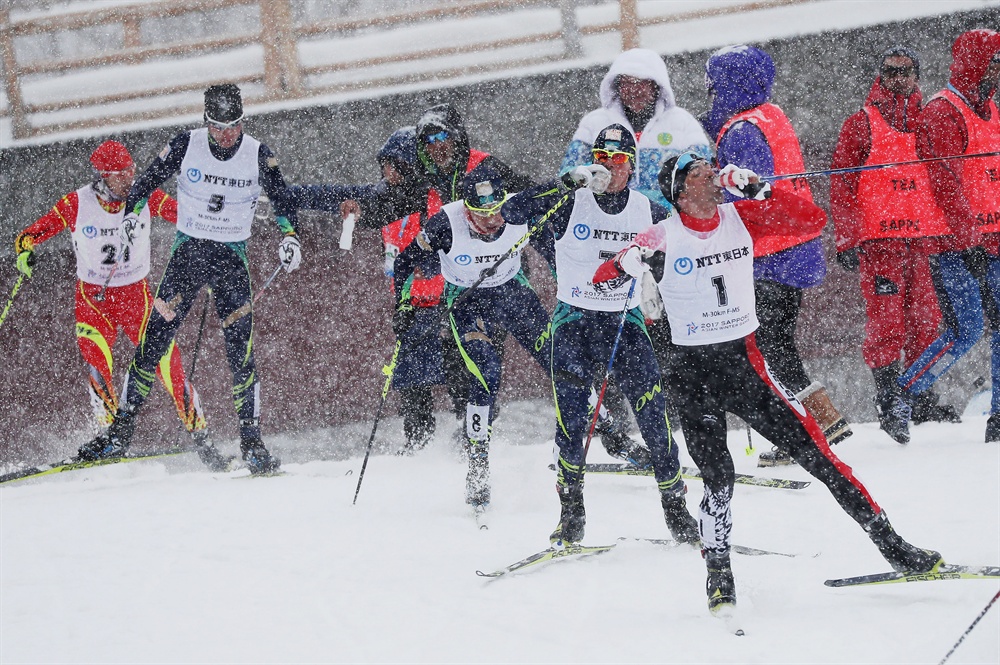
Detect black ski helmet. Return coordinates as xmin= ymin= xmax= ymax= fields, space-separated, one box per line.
xmin=204 ymin=84 xmax=244 ymax=126
xmin=658 ymin=151 xmax=711 ymax=206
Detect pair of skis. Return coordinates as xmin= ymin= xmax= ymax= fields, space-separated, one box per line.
xmin=475 ymin=537 xmax=795 ymax=578
xmin=547 ymin=462 xmax=811 ymax=490
xmin=0 ymin=448 xmax=275 ymax=485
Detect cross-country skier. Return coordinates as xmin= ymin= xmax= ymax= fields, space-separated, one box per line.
xmin=703 ymin=44 xmax=851 ymax=465
xmin=76 ymin=84 xmax=299 ymax=475
xmin=560 ymin=48 xmax=713 ymax=459
xmin=501 ymin=124 xmax=700 ymax=546
xmin=392 ymin=164 xmax=553 ymax=511
xmin=14 ymin=140 xmax=228 ymax=471
xmin=897 ymin=29 xmax=1000 ymax=443
xmin=595 ymin=151 xmax=942 ymax=616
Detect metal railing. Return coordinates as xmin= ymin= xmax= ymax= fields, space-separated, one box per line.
xmin=0 ymin=0 xmax=813 ymax=141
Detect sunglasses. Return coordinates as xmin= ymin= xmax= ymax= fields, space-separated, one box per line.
xmin=424 ymin=130 xmax=450 ymax=144
xmin=881 ymin=65 xmax=915 ymax=79
xmin=667 ymin=151 xmax=705 ymax=201
xmin=592 ymin=149 xmax=632 ymax=165
xmin=206 ymin=117 xmax=243 ymax=129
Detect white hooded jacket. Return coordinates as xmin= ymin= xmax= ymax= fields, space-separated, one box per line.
xmin=561 ymin=48 xmax=712 ymax=209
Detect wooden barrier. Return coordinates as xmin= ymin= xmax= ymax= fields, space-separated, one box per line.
xmin=0 ymin=0 xmax=813 ymax=141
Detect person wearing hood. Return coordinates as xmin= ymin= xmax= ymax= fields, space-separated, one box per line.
xmin=704 ymin=44 xmax=850 ymax=467
xmin=13 ymin=141 xmax=229 ymax=472
xmin=502 ymin=124 xmax=700 ymax=547
xmin=830 ymin=47 xmax=960 ymax=444
xmin=391 ymin=165 xmax=553 ymax=514
xmin=901 ymin=29 xmax=1000 ymax=443
xmin=593 ymin=151 xmax=943 ymax=617
xmin=561 ymin=48 xmax=713 ymax=210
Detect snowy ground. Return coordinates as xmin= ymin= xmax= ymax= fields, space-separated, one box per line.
xmin=2 ymin=399 xmax=998 ymax=664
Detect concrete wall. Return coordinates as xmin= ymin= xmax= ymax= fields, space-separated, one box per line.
xmin=1 ymin=7 xmax=996 ymax=462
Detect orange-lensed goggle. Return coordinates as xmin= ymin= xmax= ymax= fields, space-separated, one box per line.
xmin=592 ymin=149 xmax=633 ymax=165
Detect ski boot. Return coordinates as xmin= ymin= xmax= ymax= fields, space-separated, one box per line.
xmin=660 ymin=485 xmax=700 ymax=544
xmin=549 ymin=482 xmax=586 ymax=546
xmin=596 ymin=416 xmax=652 ymax=469
xmin=705 ymin=549 xmax=736 ymax=613
xmin=865 ymin=512 xmax=942 ymax=573
xmin=464 ymin=439 xmax=491 ymax=508
xmin=757 ymin=446 xmax=794 ymax=467
xmin=240 ymin=437 xmax=281 ymax=475
xmin=909 ymin=390 xmax=961 ymax=425
xmin=397 ymin=431 xmax=432 ymax=457
xmin=986 ymin=413 xmax=1000 ymax=443
xmin=797 ymin=382 xmax=853 ymax=444
xmin=78 ymin=405 xmax=137 ymax=461
xmin=191 ymin=429 xmax=235 ymax=472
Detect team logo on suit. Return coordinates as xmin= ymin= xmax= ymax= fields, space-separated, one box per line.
xmin=455 ymin=254 xmax=472 ymax=266
xmin=186 ymin=168 xmax=202 ymax=183
xmin=674 ymin=257 xmax=693 ymax=275
xmin=573 ymin=223 xmax=590 ymax=240
xmin=83 ymin=226 xmax=98 ymax=239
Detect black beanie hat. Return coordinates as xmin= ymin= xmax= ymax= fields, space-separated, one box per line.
xmin=880 ymin=45 xmax=921 ymax=78
xmin=204 ymin=84 xmax=244 ymax=125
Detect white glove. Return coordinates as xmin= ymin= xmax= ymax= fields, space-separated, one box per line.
xmin=716 ymin=164 xmax=757 ymax=198
xmin=747 ymin=181 xmax=772 ymax=200
xmin=279 ymin=235 xmax=302 ymax=272
xmin=639 ymin=271 xmax=664 ymax=321
xmin=616 ymin=246 xmax=650 ymax=278
xmin=565 ymin=164 xmax=612 ymax=194
xmin=118 ymin=213 xmax=140 ymax=247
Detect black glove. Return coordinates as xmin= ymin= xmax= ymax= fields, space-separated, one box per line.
xmin=961 ymin=246 xmax=990 ymax=279
xmin=392 ymin=305 xmax=417 ymax=337
xmin=836 ymin=248 xmax=860 ymax=272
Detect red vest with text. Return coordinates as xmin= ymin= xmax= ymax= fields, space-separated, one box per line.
xmin=382 ymin=213 xmax=444 ymax=306
xmin=717 ymin=103 xmax=821 ymax=257
xmin=857 ymin=106 xmax=951 ymax=241
xmin=935 ymin=90 xmax=1000 ymax=240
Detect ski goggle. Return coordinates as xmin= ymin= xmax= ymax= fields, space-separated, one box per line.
xmin=592 ymin=149 xmax=633 ymax=165
xmin=424 ymin=130 xmax=450 ymax=144
xmin=667 ymin=151 xmax=707 ymax=201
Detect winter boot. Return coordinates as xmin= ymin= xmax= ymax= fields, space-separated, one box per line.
xmin=660 ymin=485 xmax=700 ymax=544
xmin=549 ymin=482 xmax=586 ymax=545
xmin=240 ymin=437 xmax=281 ymax=475
xmin=986 ymin=413 xmax=1000 ymax=442
xmin=796 ymin=382 xmax=853 ymax=444
xmin=864 ymin=512 xmax=943 ymax=573
xmin=872 ymin=364 xmax=911 ymax=444
xmin=705 ymin=550 xmax=736 ymax=613
xmin=909 ymin=390 xmax=961 ymax=425
xmin=191 ymin=429 xmax=234 ymax=472
xmin=464 ymin=439 xmax=491 ymax=507
xmin=757 ymin=446 xmax=794 ymax=467
xmin=77 ymin=405 xmax=137 ymax=461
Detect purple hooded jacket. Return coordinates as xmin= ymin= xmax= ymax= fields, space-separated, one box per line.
xmin=703 ymin=45 xmax=826 ymax=289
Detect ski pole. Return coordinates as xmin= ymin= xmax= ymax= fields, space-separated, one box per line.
xmin=583 ymin=276 xmax=638 ymax=461
xmin=938 ymin=589 xmax=1000 ymax=665
xmin=221 ymin=262 xmax=283 ymax=329
xmin=763 ymin=151 xmax=1000 ymax=182
xmin=0 ymin=273 xmax=27 ymax=333
xmin=353 ymin=339 xmax=401 ymax=504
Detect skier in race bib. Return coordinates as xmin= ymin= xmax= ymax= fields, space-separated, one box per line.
xmin=14 ymin=140 xmax=228 ymax=470
xmin=595 ymin=151 xmax=942 ymax=616
xmin=502 ymin=124 xmax=700 ymax=546
xmin=392 ymin=165 xmax=554 ymax=512
xmin=76 ymin=84 xmax=299 ymax=475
